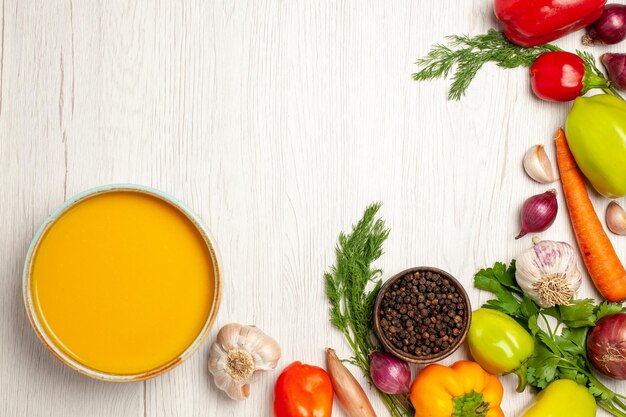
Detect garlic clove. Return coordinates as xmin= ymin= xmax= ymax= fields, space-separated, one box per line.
xmin=252 ymin=335 xmax=281 ymax=369
xmin=523 ymin=144 xmax=557 ymax=184
xmin=216 ymin=323 xmax=244 ymax=351
xmin=212 ymin=369 xmax=250 ymax=400
xmin=607 ymin=201 xmax=626 ymax=235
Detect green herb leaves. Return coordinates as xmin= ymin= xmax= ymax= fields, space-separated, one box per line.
xmin=325 ymin=204 xmax=412 ymax=417
xmin=413 ymin=30 xmax=558 ymax=100
xmin=325 ymin=203 xmax=388 ymax=356
xmin=413 ymin=30 xmax=623 ymax=101
xmin=475 ymin=261 xmax=626 ymax=417
xmin=475 ymin=261 xmax=524 ymax=316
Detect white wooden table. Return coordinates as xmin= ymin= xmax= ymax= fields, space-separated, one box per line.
xmin=2 ymin=1 xmax=625 ymax=416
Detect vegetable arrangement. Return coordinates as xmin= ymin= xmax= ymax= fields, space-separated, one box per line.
xmin=474 ymin=260 xmax=626 ymax=416
xmin=412 ymin=15 xmax=626 ymax=416
xmin=234 ymin=198 xmax=625 ymax=417
xmin=205 ymin=1 xmax=626 ymax=416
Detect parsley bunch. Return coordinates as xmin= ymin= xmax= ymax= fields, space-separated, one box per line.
xmin=475 ymin=261 xmax=626 ymax=417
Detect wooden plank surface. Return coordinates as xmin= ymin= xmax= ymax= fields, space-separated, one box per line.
xmin=1 ymin=1 xmax=625 ymax=416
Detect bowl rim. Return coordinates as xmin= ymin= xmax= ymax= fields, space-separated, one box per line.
xmin=22 ymin=184 xmax=222 ymax=382
xmin=373 ymin=266 xmax=471 ymax=364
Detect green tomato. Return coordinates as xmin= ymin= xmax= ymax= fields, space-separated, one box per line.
xmin=566 ymin=94 xmax=626 ymax=198
xmin=467 ymin=308 xmax=534 ymax=375
xmin=521 ymin=379 xmax=596 ymax=417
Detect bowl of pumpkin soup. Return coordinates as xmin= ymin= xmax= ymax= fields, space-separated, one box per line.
xmin=23 ymin=185 xmax=221 ymax=381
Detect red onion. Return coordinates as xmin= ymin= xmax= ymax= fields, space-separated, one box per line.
xmin=516 ymin=189 xmax=558 ymax=239
xmin=583 ymin=4 xmax=626 ymax=45
xmin=369 ymin=351 xmax=411 ymax=394
xmin=602 ymin=53 xmax=626 ymax=90
xmin=587 ymin=313 xmax=626 ymax=379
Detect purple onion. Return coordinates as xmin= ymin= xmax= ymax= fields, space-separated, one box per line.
xmin=369 ymin=351 xmax=411 ymax=395
xmin=588 ymin=313 xmax=626 ymax=379
xmin=602 ymin=53 xmax=626 ymax=90
xmin=583 ymin=4 xmax=626 ymax=45
xmin=516 ymin=189 xmax=558 ymax=240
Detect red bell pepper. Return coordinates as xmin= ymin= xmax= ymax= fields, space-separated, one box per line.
xmin=274 ymin=362 xmax=334 ymax=417
xmin=530 ymin=51 xmax=610 ymax=101
xmin=495 ymin=0 xmax=606 ymax=47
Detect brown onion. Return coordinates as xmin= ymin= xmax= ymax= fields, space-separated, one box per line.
xmin=516 ymin=189 xmax=558 ymax=239
xmin=587 ymin=313 xmax=626 ymax=379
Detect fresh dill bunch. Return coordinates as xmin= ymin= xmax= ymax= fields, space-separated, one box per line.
xmin=413 ymin=30 xmax=559 ymax=100
xmin=325 ymin=204 xmax=413 ymax=417
xmin=325 ymin=202 xmax=388 ymax=362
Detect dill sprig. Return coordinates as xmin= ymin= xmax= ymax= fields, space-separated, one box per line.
xmin=413 ymin=30 xmax=559 ymax=100
xmin=325 ymin=203 xmax=413 ymax=417
xmin=577 ymin=50 xmax=624 ymax=99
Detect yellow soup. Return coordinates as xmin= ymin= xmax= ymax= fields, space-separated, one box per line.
xmin=30 ymin=190 xmax=215 ymax=375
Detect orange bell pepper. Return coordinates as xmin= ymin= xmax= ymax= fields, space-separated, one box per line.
xmin=409 ymin=361 xmax=504 ymax=417
xmin=274 ymin=361 xmax=333 ymax=417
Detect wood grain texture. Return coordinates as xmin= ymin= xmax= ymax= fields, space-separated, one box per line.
xmin=1 ymin=0 xmax=625 ymax=416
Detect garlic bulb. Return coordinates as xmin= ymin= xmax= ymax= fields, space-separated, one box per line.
xmin=208 ymin=323 xmax=281 ymax=400
xmin=523 ymin=145 xmax=557 ymax=184
xmin=515 ymin=237 xmax=582 ymax=307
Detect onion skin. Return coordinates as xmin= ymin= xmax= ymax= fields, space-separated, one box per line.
xmin=587 ymin=313 xmax=626 ymax=379
xmin=369 ymin=351 xmax=411 ymax=395
xmin=516 ymin=190 xmax=558 ymax=239
xmin=325 ymin=348 xmax=376 ymax=417
xmin=602 ymin=53 xmax=626 ymax=90
xmin=583 ymin=4 xmax=626 ymax=45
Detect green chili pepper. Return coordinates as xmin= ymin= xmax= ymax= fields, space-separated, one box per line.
xmin=467 ymin=308 xmax=534 ymax=390
xmin=521 ymin=379 xmax=596 ymax=417
xmin=565 ymin=94 xmax=626 ymax=198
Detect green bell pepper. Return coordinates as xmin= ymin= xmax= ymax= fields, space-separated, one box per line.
xmin=521 ymin=379 xmax=596 ymax=417
xmin=467 ymin=308 xmax=534 ymax=388
xmin=566 ymin=94 xmax=626 ymax=198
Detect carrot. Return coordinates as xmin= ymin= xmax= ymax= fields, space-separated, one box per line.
xmin=555 ymin=128 xmax=626 ymax=302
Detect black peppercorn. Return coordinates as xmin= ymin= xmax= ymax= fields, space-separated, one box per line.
xmin=378 ymin=270 xmax=468 ymax=359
